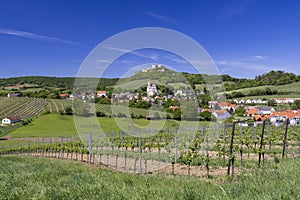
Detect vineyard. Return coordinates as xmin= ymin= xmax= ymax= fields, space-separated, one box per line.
xmin=1 ymin=120 xmax=300 ymax=177
xmin=0 ymin=97 xmax=160 ymax=120
xmin=0 ymin=97 xmax=48 ymax=119
xmin=47 ymin=99 xmax=72 ymax=113
xmin=0 ymin=97 xmax=73 ymax=118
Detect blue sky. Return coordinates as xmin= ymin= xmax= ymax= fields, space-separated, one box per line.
xmin=1 ymin=0 xmax=300 ymax=78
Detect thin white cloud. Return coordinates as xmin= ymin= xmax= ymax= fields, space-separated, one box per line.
xmin=253 ymin=55 xmax=269 ymax=60
xmin=104 ymin=45 xmax=159 ymax=61
xmin=144 ymin=11 xmax=178 ymax=24
xmin=120 ymin=60 xmax=136 ymax=64
xmin=132 ymin=51 xmax=159 ymax=61
xmin=95 ymin=59 xmax=110 ymax=63
xmin=104 ymin=46 xmax=129 ymax=53
xmin=189 ymin=59 xmax=215 ymax=66
xmin=149 ymin=54 xmax=159 ymax=61
xmin=0 ymin=27 xmax=81 ymax=46
xmin=164 ymin=55 xmax=188 ymax=64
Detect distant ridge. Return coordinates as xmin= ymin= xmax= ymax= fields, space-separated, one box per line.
xmin=0 ymin=70 xmax=299 ymax=91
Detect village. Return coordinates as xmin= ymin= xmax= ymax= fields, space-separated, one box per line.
xmin=2 ymin=77 xmax=300 ymax=127
xmin=2 ymin=65 xmax=300 ymax=126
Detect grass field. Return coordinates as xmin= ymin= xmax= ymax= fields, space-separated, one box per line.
xmin=7 ymin=114 xmax=77 ymax=138
xmin=0 ymin=156 xmax=299 ymax=199
xmin=6 ymin=113 xmax=207 ymax=139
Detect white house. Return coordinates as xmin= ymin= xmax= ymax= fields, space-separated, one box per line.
xmin=1 ymin=116 xmax=21 ymax=125
xmin=2 ymin=118 xmax=11 ymax=125
xmin=238 ymin=99 xmax=245 ymax=104
xmin=246 ymin=99 xmax=252 ymax=104
xmin=256 ymin=106 xmax=275 ymax=115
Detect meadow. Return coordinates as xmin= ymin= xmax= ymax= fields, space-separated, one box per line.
xmin=6 ymin=113 xmax=208 ymax=138
xmin=0 ymin=156 xmax=299 ymax=199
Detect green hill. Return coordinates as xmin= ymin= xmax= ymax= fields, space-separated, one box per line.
xmin=0 ymin=76 xmax=119 ymax=91
xmin=223 ymin=81 xmax=300 ymax=99
xmin=0 ymin=70 xmax=299 ymax=99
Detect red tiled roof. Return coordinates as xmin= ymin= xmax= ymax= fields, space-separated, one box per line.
xmin=59 ymin=93 xmax=68 ymax=97
xmin=270 ymin=110 xmax=300 ymax=119
xmin=219 ymin=102 xmax=231 ymax=107
xmin=214 ymin=110 xmax=227 ymax=114
xmin=8 ymin=116 xmax=21 ymax=121
xmin=169 ymin=106 xmax=179 ymax=110
xmin=247 ymin=108 xmax=258 ymax=115
xmin=97 ymin=90 xmax=106 ymax=94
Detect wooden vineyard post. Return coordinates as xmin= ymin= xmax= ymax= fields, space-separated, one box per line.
xmin=49 ymin=137 xmax=52 ymax=158
xmin=223 ymin=124 xmax=227 ymax=167
xmin=106 ymin=140 xmax=109 ymax=165
xmin=27 ymin=140 xmax=30 ymax=156
xmin=159 ymin=136 xmax=161 ymax=160
xmin=227 ymin=122 xmax=236 ymax=176
xmin=17 ymin=141 xmax=20 ymax=156
xmin=112 ymin=131 xmax=115 ymax=154
xmin=258 ymin=120 xmax=266 ymax=168
xmin=60 ymin=137 xmax=63 ymax=160
xmin=254 ymin=125 xmax=257 ymax=151
xmin=81 ymin=145 xmax=84 ymax=161
xmin=124 ymin=151 xmax=127 ymax=168
xmin=239 ymin=124 xmax=243 ymax=166
xmin=206 ymin=130 xmax=210 ymax=177
xmin=267 ymin=123 xmax=271 ymax=154
xmin=139 ymin=130 xmax=142 ymax=174
xmin=174 ymin=130 xmax=178 ymax=163
xmin=148 ymin=129 xmax=151 ymax=159
xmin=282 ymin=118 xmax=289 ymax=158
xmin=115 ymin=153 xmax=118 ymax=170
xmin=42 ymin=137 xmax=45 ymax=157
xmin=122 ymin=131 xmax=125 ymax=151
xmin=88 ymin=133 xmax=92 ymax=164
xmin=201 ymin=126 xmax=205 ymax=156
xmin=99 ymin=145 xmax=102 ymax=164
xmin=145 ymin=159 xmax=148 ymax=174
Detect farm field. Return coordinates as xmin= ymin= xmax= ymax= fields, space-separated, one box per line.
xmin=0 ymin=156 xmax=300 ymax=199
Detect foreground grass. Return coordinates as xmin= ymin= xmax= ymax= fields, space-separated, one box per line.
xmin=0 ymin=156 xmax=300 ymax=199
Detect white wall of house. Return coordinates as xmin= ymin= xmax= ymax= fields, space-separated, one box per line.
xmin=2 ymin=118 xmax=11 ymax=125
